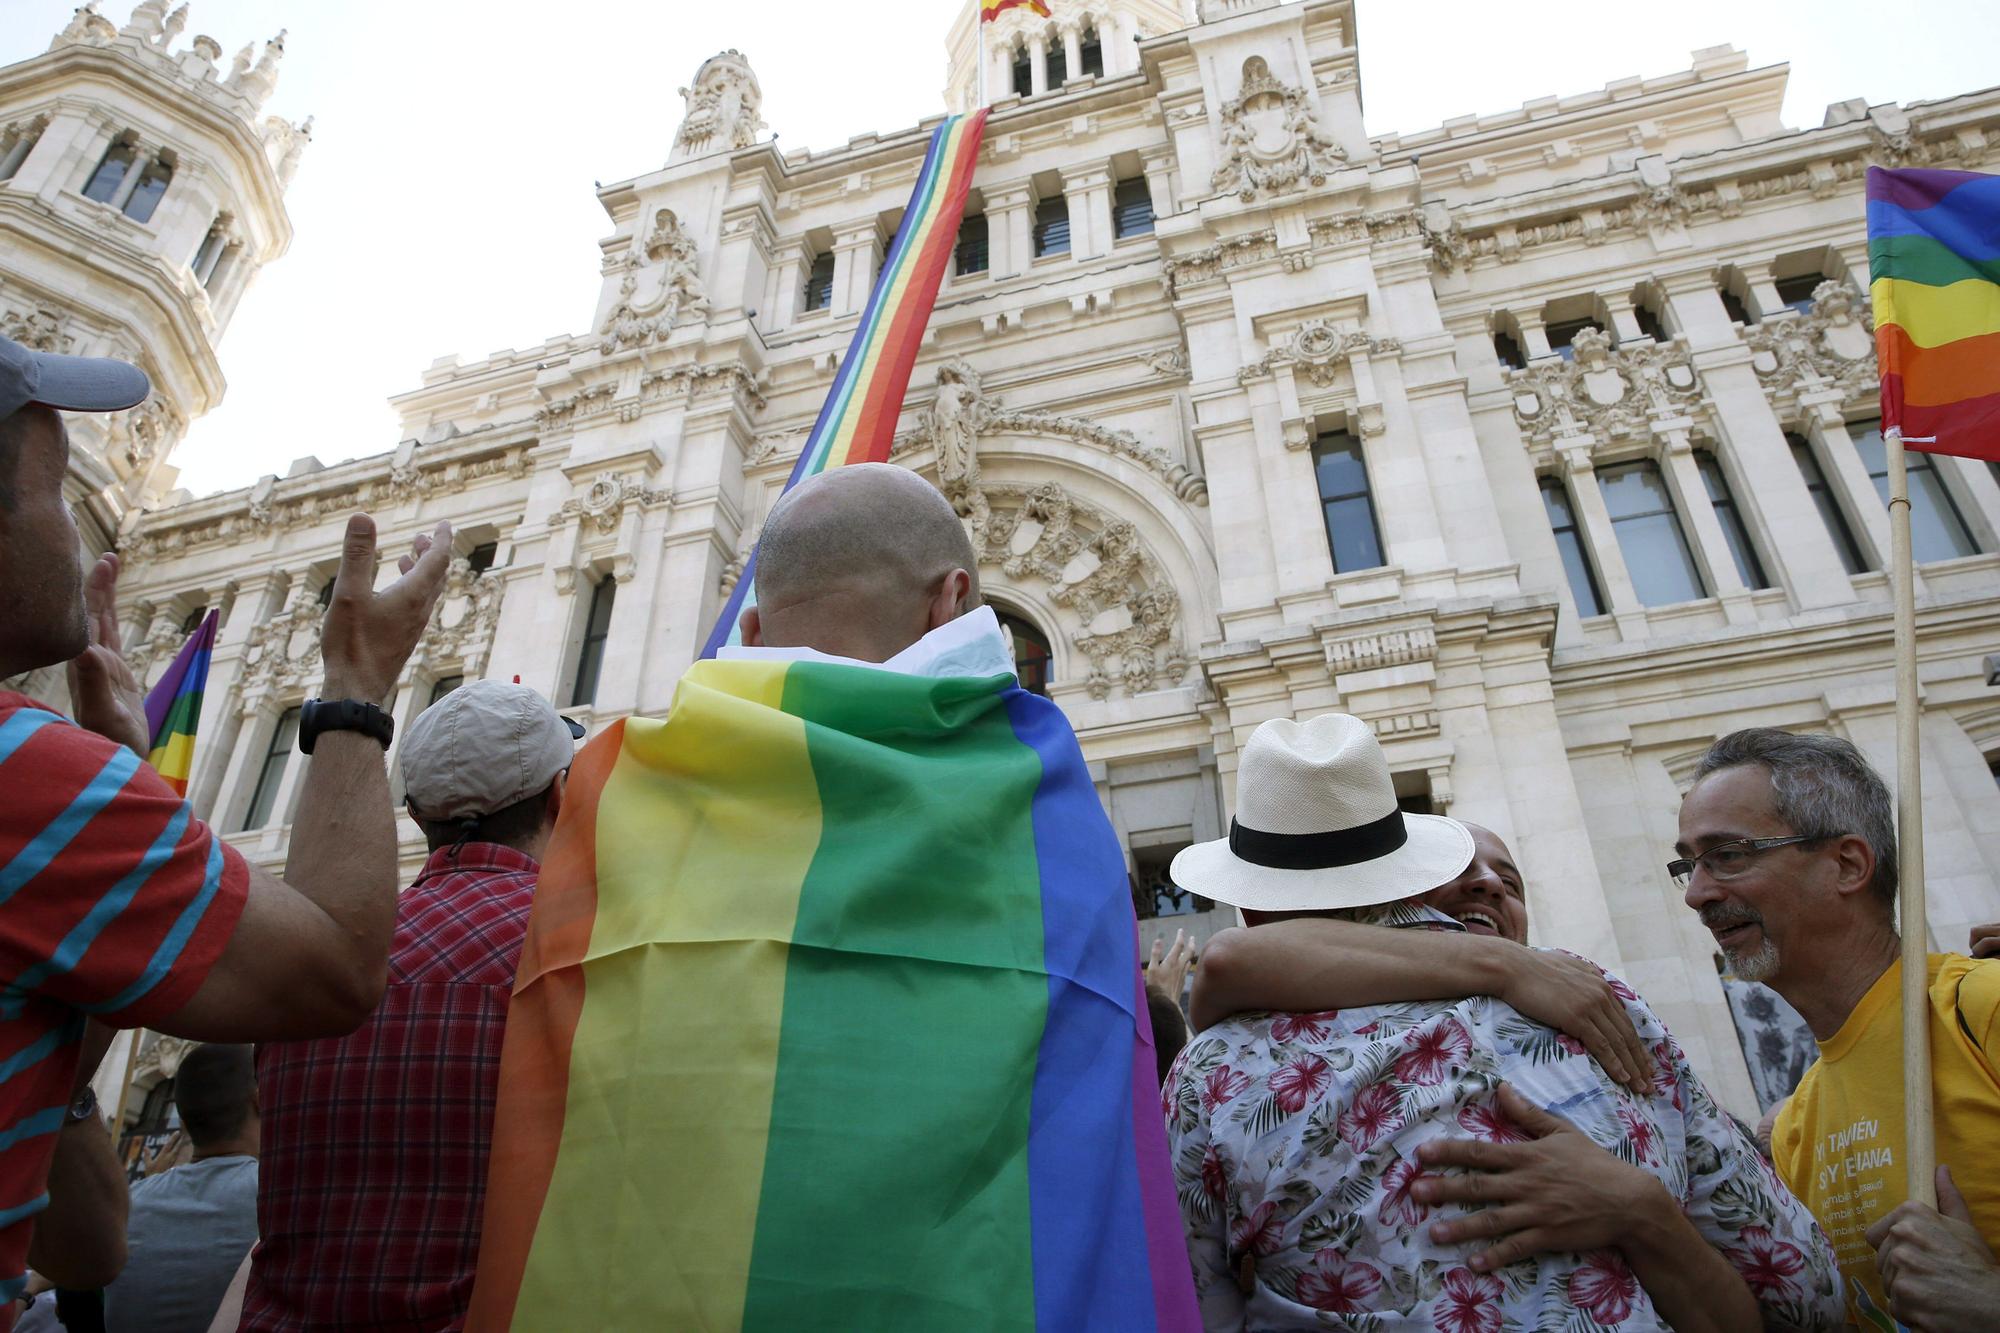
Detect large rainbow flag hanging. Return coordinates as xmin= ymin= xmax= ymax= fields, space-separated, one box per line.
xmin=701 ymin=109 xmax=988 ymax=658
xmin=1868 ymin=166 xmax=2000 ymax=461
xmin=465 ymin=657 xmax=1198 ymax=1330
xmin=141 ymin=608 xmax=217 ymax=797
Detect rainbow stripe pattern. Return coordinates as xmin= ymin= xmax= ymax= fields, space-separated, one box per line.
xmin=465 ymin=658 xmax=1198 ymax=1330
xmin=141 ymin=608 xmax=216 ymax=797
xmin=702 ymin=109 xmax=988 ymax=657
xmin=982 ymin=0 xmax=1054 ymax=20
xmin=1868 ymin=166 xmax=2000 ymax=461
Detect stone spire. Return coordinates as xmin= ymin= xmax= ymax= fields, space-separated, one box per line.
xmin=670 ymin=50 xmax=766 ymax=163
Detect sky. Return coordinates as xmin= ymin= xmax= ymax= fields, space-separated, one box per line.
xmin=5 ymin=0 xmax=1994 ymax=498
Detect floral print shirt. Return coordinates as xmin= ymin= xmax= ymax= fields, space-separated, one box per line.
xmin=1163 ymin=904 xmax=1844 ymax=1331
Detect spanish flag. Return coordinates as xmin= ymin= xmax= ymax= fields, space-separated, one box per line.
xmin=983 ymin=0 xmax=1053 ymax=20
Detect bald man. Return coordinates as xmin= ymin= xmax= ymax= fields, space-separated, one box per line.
xmin=468 ymin=462 xmax=1197 ymax=1326
xmin=739 ymin=463 xmax=983 ymax=662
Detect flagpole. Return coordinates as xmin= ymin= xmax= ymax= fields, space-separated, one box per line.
xmin=1887 ymin=425 xmax=1937 ymax=1210
xmin=977 ymin=8 xmax=988 ymax=108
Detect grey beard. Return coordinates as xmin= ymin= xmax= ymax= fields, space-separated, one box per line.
xmin=1727 ymin=937 xmax=1781 ymax=983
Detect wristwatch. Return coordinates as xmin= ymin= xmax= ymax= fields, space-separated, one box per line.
xmin=65 ymin=1087 xmax=97 ymax=1126
xmin=298 ymin=698 xmax=395 ymax=754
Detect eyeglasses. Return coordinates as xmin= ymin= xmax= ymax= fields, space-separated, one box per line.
xmin=1667 ymin=834 xmax=1829 ymax=887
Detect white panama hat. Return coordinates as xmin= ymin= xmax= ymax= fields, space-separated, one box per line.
xmin=1172 ymin=713 xmax=1473 ymax=913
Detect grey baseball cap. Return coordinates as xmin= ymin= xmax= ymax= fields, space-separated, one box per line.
xmin=0 ymin=333 xmax=151 ymax=422
xmin=400 ymin=680 xmax=585 ymax=821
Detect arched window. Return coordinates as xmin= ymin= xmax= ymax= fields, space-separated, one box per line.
xmin=82 ymin=136 xmax=138 ymax=204
xmin=1046 ymin=39 xmax=1068 ymax=89
xmin=995 ymin=609 xmax=1052 ymax=696
xmin=123 ymin=154 xmax=173 ymax=223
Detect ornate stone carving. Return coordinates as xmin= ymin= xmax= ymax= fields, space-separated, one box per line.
xmin=0 ymin=305 xmax=72 ymax=353
xmin=893 ymin=361 xmax=1207 ymax=505
xmin=1238 ymin=321 xmax=1400 ymax=391
xmin=1506 ymin=329 xmax=1704 ymax=448
xmin=962 ymin=480 xmax=1190 ymax=701
xmin=416 ymin=556 xmax=505 ymax=676
xmin=55 ymin=3 xmax=117 ymax=45
xmin=1142 ymin=344 xmax=1189 ymax=378
xmin=129 ymin=1033 xmax=196 ymax=1085
xmin=240 ymin=578 xmax=324 ymax=693
xmin=1742 ymin=280 xmax=1878 ymax=412
xmin=108 ymin=394 xmax=182 ymax=470
xmin=598 ymin=209 xmax=710 ymax=353
xmin=559 ymin=471 xmax=670 ymax=534
xmin=1163 ymin=229 xmax=1278 ymax=296
xmin=673 ymin=51 xmax=765 ymax=161
xmin=1209 ymin=56 xmax=1346 ymax=203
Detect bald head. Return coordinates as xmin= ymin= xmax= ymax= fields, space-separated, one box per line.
xmin=743 ymin=463 xmax=982 ymax=661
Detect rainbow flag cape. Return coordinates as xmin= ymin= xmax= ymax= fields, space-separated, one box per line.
xmin=1868 ymin=167 xmax=2000 ymax=461
xmin=702 ymin=109 xmax=987 ymax=658
xmin=141 ymin=608 xmax=217 ymax=797
xmin=466 ymin=658 xmax=1198 ymax=1331
xmin=983 ymin=0 xmax=1054 ymax=19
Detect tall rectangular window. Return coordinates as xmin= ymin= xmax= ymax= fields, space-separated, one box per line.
xmin=954 ymin=212 xmax=989 ymax=276
xmin=1047 ymin=43 xmax=1068 ymax=88
xmin=1848 ymin=419 xmax=1980 ymax=563
xmin=802 ymin=251 xmax=835 ymax=312
xmin=570 ymin=577 xmax=617 ymax=708
xmin=1079 ymin=27 xmax=1104 ymax=77
xmin=467 ymin=541 xmax=499 ymax=575
xmin=428 ymin=675 xmax=465 ymax=707
xmin=1010 ymin=49 xmax=1032 ymax=98
xmin=1033 ymin=194 xmax=1070 ymax=258
xmin=1696 ymin=451 xmax=1771 ymax=589
xmin=241 ymin=706 xmax=301 ymax=831
xmin=1719 ymin=288 xmax=1754 ymax=326
xmin=1788 ymin=434 xmax=1871 ymax=574
xmin=123 ymin=157 xmax=171 ymax=223
xmin=1540 ymin=476 xmax=1606 ymax=618
xmin=1113 ymin=178 xmax=1155 ymax=239
xmin=1599 ymin=460 xmax=1707 ymax=606
xmin=1312 ymin=430 xmax=1384 ymax=574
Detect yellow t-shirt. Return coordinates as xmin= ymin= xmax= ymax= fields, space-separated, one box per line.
xmin=1772 ymin=953 xmax=2000 ymax=1328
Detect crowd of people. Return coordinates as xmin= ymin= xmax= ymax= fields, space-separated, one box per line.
xmin=3 ymin=331 xmax=1999 ymax=1330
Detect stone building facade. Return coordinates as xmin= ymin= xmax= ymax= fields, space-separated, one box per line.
xmin=11 ymin=0 xmax=2000 ymax=1120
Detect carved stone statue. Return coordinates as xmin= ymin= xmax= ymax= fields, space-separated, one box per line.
xmin=672 ymin=51 xmax=766 ymax=163
xmin=1209 ymin=55 xmax=1347 ymax=202
xmin=927 ymin=359 xmax=986 ymax=504
xmin=597 ymin=210 xmax=710 ymax=353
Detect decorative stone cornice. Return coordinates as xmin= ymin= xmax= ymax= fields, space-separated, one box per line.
xmin=558 ymin=470 xmax=671 ymax=535
xmin=1237 ymin=320 xmax=1402 ymax=389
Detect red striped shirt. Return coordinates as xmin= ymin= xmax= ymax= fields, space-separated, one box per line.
xmin=0 ymin=693 xmax=249 ymax=1315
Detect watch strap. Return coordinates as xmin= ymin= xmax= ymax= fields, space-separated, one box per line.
xmin=299 ymin=698 xmax=395 ymax=754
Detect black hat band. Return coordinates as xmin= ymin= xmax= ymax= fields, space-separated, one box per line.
xmin=1228 ymin=807 xmax=1408 ymax=870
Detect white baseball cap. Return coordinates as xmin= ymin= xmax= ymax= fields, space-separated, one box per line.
xmin=0 ymin=333 xmax=151 ymax=422
xmin=400 ymin=680 xmax=584 ymax=821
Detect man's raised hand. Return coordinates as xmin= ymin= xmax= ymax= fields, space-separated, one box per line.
xmin=1496 ymin=949 xmax=1653 ymax=1094
xmin=318 ymin=515 xmax=452 ymax=706
xmin=65 ymin=551 xmax=151 ymax=757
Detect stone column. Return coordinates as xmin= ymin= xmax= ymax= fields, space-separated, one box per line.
xmin=1656 ymin=425 xmax=1756 ymax=623
xmin=1061 ymin=25 xmax=1083 ymax=85
xmin=1514 ymin=310 xmax=1554 ymax=361
xmin=106 ymin=146 xmax=149 ymax=212
xmin=1602 ymin=292 xmax=1647 ymax=344
xmin=1026 ymin=35 xmax=1049 ymax=96
xmin=1060 ymin=162 xmax=1111 ymax=260
xmin=1805 ymin=399 xmax=1894 ymax=573
xmin=1736 ymin=260 xmax=1787 ymax=324
xmin=1140 ymin=147 xmax=1175 ymax=221
xmin=984 ymin=180 xmax=1033 ymax=279
xmin=766 ymin=241 xmax=806 ymax=331
xmin=188 ymin=572 xmax=284 ymax=820
xmin=0 ymin=129 xmax=37 ymax=180
xmin=831 ymin=219 xmax=881 ymax=317
xmin=993 ymin=42 xmax=1016 ymax=99
xmin=1560 ymin=443 xmax=1647 ymax=639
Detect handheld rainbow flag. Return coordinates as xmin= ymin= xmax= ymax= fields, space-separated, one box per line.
xmin=466 ymin=656 xmax=1198 ymax=1330
xmin=1868 ymin=166 xmax=2000 ymax=461
xmin=141 ymin=608 xmax=217 ymax=797
xmin=982 ymin=0 xmax=1054 ymax=19
xmin=701 ymin=108 xmax=988 ymax=658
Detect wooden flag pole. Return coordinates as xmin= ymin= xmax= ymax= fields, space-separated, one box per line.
xmin=1887 ymin=426 xmax=1937 ymax=1209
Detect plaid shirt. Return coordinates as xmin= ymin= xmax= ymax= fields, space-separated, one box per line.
xmin=242 ymin=844 xmax=538 ymax=1331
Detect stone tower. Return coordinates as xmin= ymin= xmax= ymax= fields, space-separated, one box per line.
xmin=0 ymin=2 xmax=305 ymax=559
xmin=943 ymin=0 xmax=1190 ymax=112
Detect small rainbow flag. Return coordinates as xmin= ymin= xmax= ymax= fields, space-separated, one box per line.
xmin=701 ymin=109 xmax=988 ymax=658
xmin=466 ymin=658 xmax=1198 ymax=1330
xmin=1868 ymin=167 xmax=2000 ymax=461
xmin=983 ymin=0 xmax=1054 ymax=19
xmin=141 ymin=608 xmax=217 ymax=797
